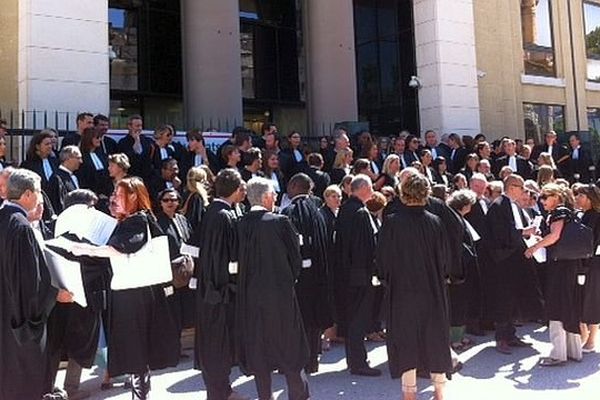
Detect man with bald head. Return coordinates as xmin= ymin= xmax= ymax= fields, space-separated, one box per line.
xmin=486 ymin=175 xmax=539 ymax=354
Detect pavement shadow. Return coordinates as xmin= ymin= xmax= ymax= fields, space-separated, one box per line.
xmin=459 ymin=345 xmax=540 ymax=380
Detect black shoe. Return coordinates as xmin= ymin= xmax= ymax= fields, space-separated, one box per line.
xmin=305 ymin=361 xmax=319 ymax=374
xmin=508 ymin=338 xmax=532 ymax=347
xmin=495 ymin=340 xmax=512 ymax=355
xmin=350 ymin=367 xmax=382 ymax=377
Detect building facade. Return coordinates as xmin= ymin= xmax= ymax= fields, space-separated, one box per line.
xmin=2 ymin=0 xmax=600 ymax=144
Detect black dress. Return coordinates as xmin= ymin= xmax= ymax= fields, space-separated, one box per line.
xmin=581 ymin=210 xmax=600 ymax=323
xmin=545 ymin=207 xmax=581 ymax=333
xmin=107 ymin=212 xmax=180 ymax=376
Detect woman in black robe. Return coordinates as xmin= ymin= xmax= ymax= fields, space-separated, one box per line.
xmin=575 ymin=185 xmax=600 ymax=351
xmin=376 ymin=173 xmax=451 ymax=400
xmin=525 ymin=183 xmax=582 ymax=366
xmin=373 ymin=154 xmax=400 ymax=191
xmin=72 ymin=177 xmax=179 ymax=399
xmin=20 ymin=130 xmax=58 ymax=193
xmin=156 ymin=189 xmax=195 ymax=338
xmin=180 ymin=166 xmax=210 ymax=232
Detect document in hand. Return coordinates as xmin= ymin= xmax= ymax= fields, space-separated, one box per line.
xmin=43 ymin=244 xmax=87 ymax=307
xmin=524 ymin=236 xmax=546 ymax=263
xmin=55 ymin=204 xmax=118 ymax=245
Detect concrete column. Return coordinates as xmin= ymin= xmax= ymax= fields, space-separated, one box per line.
xmin=414 ymin=0 xmax=481 ymax=136
xmin=305 ymin=0 xmax=358 ymax=135
xmin=18 ymin=0 xmax=109 ymax=128
xmin=181 ymin=0 xmax=243 ymax=129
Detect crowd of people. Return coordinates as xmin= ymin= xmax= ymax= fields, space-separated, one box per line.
xmin=1 ymin=112 xmax=600 ymax=400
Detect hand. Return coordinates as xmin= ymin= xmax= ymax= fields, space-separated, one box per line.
xmin=172 ymin=176 xmax=182 ymax=189
xmin=71 ymin=243 xmax=90 ymax=257
xmin=524 ymin=247 xmax=536 ymax=259
xmin=522 ymin=226 xmax=537 ymax=236
xmin=56 ymin=289 xmax=74 ymax=303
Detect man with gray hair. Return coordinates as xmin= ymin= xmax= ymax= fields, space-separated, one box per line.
xmin=0 ymin=169 xmax=71 ymax=399
xmin=235 ymin=177 xmax=310 ymax=400
xmin=334 ymin=174 xmax=382 ymax=376
xmin=48 ymin=145 xmax=82 ymax=213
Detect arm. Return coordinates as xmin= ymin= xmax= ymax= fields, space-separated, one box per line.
xmin=525 ymin=219 xmax=564 ymax=258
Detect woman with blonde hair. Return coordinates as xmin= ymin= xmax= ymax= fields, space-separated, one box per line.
xmin=536 ymin=164 xmax=555 ymax=188
xmin=181 ymin=166 xmax=210 ymax=231
xmin=374 ymin=154 xmax=401 ymax=191
xmin=525 ymin=183 xmax=582 ymax=366
xmin=330 ymin=148 xmax=353 ymax=184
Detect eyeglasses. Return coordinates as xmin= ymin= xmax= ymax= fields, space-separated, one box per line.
xmin=161 ymin=198 xmax=179 ymax=203
xmin=540 ymin=194 xmax=555 ymax=200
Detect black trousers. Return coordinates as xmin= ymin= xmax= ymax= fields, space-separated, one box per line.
xmin=203 ymin=368 xmax=232 ymax=400
xmin=305 ymin=327 xmax=321 ymax=370
xmin=344 ymin=285 xmax=375 ymax=370
xmin=254 ymin=370 xmax=309 ymax=400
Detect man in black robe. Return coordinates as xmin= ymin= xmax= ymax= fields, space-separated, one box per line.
xmin=376 ymin=173 xmax=451 ymax=400
xmin=334 ymin=174 xmax=381 ymax=376
xmin=486 ymin=174 xmax=537 ymax=354
xmin=47 ymin=145 xmax=82 ymax=213
xmin=192 ymin=168 xmax=248 ymax=400
xmin=282 ymin=173 xmax=333 ymax=373
xmin=0 ymin=169 xmax=70 ymax=400
xmin=236 ymin=177 xmax=309 ymax=400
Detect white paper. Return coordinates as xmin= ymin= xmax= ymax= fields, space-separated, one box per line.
xmin=45 ymin=236 xmax=78 ymax=253
xmin=181 ymin=243 xmax=199 ymax=258
xmin=524 ymin=236 xmax=547 ymax=263
xmin=189 ymin=277 xmax=198 ymax=289
xmin=371 ymin=276 xmax=382 ymax=287
xmin=465 ymin=220 xmax=481 ymax=242
xmin=228 ymin=261 xmax=239 ymax=275
xmin=532 ymin=216 xmax=543 ymax=230
xmin=44 ymin=247 xmax=87 ymax=307
xmin=596 ymin=245 xmax=600 ymax=256
xmin=302 ymin=259 xmax=312 ymax=269
xmin=298 ymin=234 xmax=304 ymax=246
xmin=55 ymin=205 xmax=118 ymax=245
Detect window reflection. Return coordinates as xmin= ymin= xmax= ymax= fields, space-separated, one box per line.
xmin=109 ymin=8 xmax=138 ymax=91
xmin=584 ymin=2 xmax=600 ymax=81
xmin=523 ymin=103 xmax=564 ymax=144
xmin=521 ymin=0 xmax=555 ymax=77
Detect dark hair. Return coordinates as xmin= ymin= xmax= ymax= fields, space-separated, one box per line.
xmin=222 ymin=145 xmax=238 ymax=163
xmin=128 ymin=114 xmax=143 ymax=125
xmin=232 ymin=127 xmax=251 ymax=147
xmin=93 ymin=114 xmax=109 ymax=126
xmin=262 ymin=149 xmax=280 ymax=175
xmin=64 ymin=189 xmax=98 ymax=208
xmin=287 ymin=173 xmax=313 ymax=195
xmin=186 ymin=128 xmax=205 ymax=144
xmin=351 ymin=158 xmax=370 ymax=175
xmin=80 ymin=127 xmax=100 ymax=153
xmin=307 ymin=152 xmax=324 ymax=167
xmin=26 ymin=131 xmax=54 ymax=160
xmin=161 ymin=157 xmax=178 ymax=170
xmin=76 ymin=112 xmax=93 ymax=123
xmin=242 ymin=147 xmax=262 ymax=165
xmin=215 ymin=168 xmax=242 ymax=198
xmin=157 ymin=188 xmax=181 ymax=203
xmin=262 ymin=123 xmax=277 ymax=134
xmin=433 ymin=156 xmax=447 ymax=172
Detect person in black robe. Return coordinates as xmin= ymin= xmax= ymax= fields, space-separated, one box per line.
xmin=47 ymin=146 xmax=82 ymax=213
xmin=236 ymin=177 xmax=309 ymax=400
xmin=71 ymin=177 xmax=179 ymax=399
xmin=376 ymin=173 xmax=451 ymax=400
xmin=116 ymin=116 xmax=155 ymax=181
xmin=191 ymin=168 xmax=247 ymax=400
xmin=0 ymin=169 xmax=65 ymax=400
xmin=334 ymin=174 xmax=381 ymax=376
xmin=486 ymin=175 xmax=538 ymax=354
xmin=282 ymin=173 xmax=333 ymax=373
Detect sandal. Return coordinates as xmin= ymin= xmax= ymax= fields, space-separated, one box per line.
xmin=539 ymin=357 xmax=566 ymax=367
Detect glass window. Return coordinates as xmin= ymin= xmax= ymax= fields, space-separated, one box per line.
xmin=109 ymin=8 xmax=139 ymax=91
xmin=521 ymin=0 xmax=555 ymax=76
xmin=584 ymin=2 xmax=600 ymax=81
xmin=523 ymin=103 xmax=564 ymax=144
xmin=587 ymin=108 xmax=600 ymax=162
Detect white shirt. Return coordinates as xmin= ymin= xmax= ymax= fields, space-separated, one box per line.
xmin=400 ymin=155 xmax=407 ymax=169
xmin=90 ymin=152 xmax=105 ymax=170
xmin=293 ymin=149 xmax=303 ymax=162
xmin=510 ymin=201 xmax=524 ymax=230
xmin=479 ymin=198 xmax=488 ymax=215
xmin=42 ymin=158 xmax=54 ymax=180
xmin=572 ymin=146 xmax=580 ymax=160
xmin=547 ymin=145 xmax=553 ymax=156
xmin=59 ymin=165 xmax=79 ymax=188
xmin=160 ymin=147 xmax=169 ymax=160
xmin=270 ymin=171 xmax=281 ymax=193
xmin=508 ymin=155 xmax=517 ymax=171
xmin=425 ymin=167 xmax=434 ymax=183
xmin=371 ymin=161 xmax=380 ymax=176
xmin=431 ymin=148 xmax=438 ymax=160
xmin=194 ymin=154 xmax=204 ymax=167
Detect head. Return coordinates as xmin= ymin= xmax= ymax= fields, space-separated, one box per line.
xmin=59 ymin=145 xmax=83 ymax=172
xmin=350 ymin=174 xmax=374 ymax=203
xmin=186 ymin=129 xmax=206 ymax=153
xmin=536 ymin=164 xmax=555 ymax=186
xmin=127 ymin=115 xmax=143 ymax=135
xmin=288 ymin=131 xmax=302 ymax=149
xmin=0 ymin=167 xmax=15 ymax=200
xmin=351 ymin=158 xmax=371 ymax=176
xmin=287 ymin=173 xmax=314 ymax=198
xmin=575 ymin=184 xmax=600 ymax=212
xmin=0 ymin=136 xmax=6 ymax=158
xmin=487 ymin=181 xmax=503 ymax=202
xmin=262 ymin=123 xmax=277 ymax=136
xmin=382 ymin=154 xmax=401 ymax=175
xmin=425 ymin=130 xmax=438 ymax=147
xmin=64 ymin=189 xmax=98 ymax=209
xmin=453 ymin=173 xmax=468 ymax=190
xmin=447 ymin=189 xmax=477 ymax=216
xmin=406 ymin=134 xmax=419 ymax=151
xmin=246 ymin=177 xmax=277 ymax=211
xmin=319 ymin=136 xmax=331 ymax=150
xmin=540 ymin=183 xmax=566 ymax=212
xmin=323 ymin=184 xmax=342 ymax=210
xmin=366 ymin=191 xmax=388 ymax=216
xmin=466 ymin=153 xmax=479 ymax=170
xmin=80 ymin=127 xmax=102 ymax=153
xmin=431 ymin=184 xmax=448 ymax=201
xmin=154 ymin=125 xmax=174 ymax=146
xmin=333 ymin=148 xmax=353 ymax=168
xmin=242 ymin=147 xmax=263 ymax=172
xmin=263 ymin=149 xmax=280 ymax=174
xmin=476 ymin=141 xmax=491 ymax=159
xmin=158 ymin=188 xmax=181 ymax=217
xmin=186 ymin=166 xmax=209 ymax=206
xmin=113 ymin=176 xmax=153 ymax=220
xmin=222 ymin=144 xmax=241 ymax=166
xmin=27 ymin=130 xmax=54 ymax=159
xmin=334 ymin=130 xmax=350 ymax=150
xmin=434 ymin=156 xmax=447 ymax=173
xmin=108 ymin=153 xmax=130 ymax=179
xmin=7 ymin=168 xmax=43 ymax=211
xmin=160 ymin=158 xmax=179 ymax=181
xmin=0 ymin=118 xmax=7 ymax=138
xmin=232 ymin=127 xmax=252 ymax=151
xmin=93 ymin=114 xmax=110 ymax=136
xmin=469 ymin=173 xmax=488 ymax=198
xmin=537 ymin=152 xmax=556 ymax=168
xmin=76 ymin=112 xmax=94 ymax=134
xmin=545 ymin=131 xmax=557 ymax=146
xmin=420 ymin=149 xmax=433 ymax=166
xmin=215 ymin=168 xmax=243 ymax=200
xmin=340 ymin=174 xmax=353 ymax=196
xmin=378 ymin=136 xmax=390 ymax=153
xmin=503 ymin=174 xmax=525 ymax=202
xmin=504 ymin=139 xmax=516 ymax=156
xmin=394 ymin=137 xmax=406 ymax=154
xmin=478 ymin=159 xmax=491 ymax=174
xmin=520 ymin=144 xmax=532 ymax=160
xmin=307 ymin=152 xmax=324 ymax=170
xmin=400 ymin=173 xmax=431 ymax=206
xmin=569 ymin=134 xmax=581 ymax=150
xmin=448 ymin=133 xmax=463 ymax=149
xmin=499 ymin=166 xmax=514 ymax=180
xmin=265 ymin=132 xmax=280 ymax=151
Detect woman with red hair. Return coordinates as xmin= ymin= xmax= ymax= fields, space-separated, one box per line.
xmin=73 ymin=177 xmax=179 ymax=399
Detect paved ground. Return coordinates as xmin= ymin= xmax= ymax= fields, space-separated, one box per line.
xmin=58 ymin=324 xmax=600 ymax=400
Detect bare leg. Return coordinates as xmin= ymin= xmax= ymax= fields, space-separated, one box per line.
xmin=580 ymin=323 xmax=590 ymax=345
xmin=401 ymin=369 xmax=417 ymax=400
xmin=431 ymin=373 xmax=446 ymax=400
xmin=584 ymin=324 xmax=599 ymax=349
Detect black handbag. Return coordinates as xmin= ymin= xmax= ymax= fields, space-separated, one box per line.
xmin=548 ymin=217 xmax=594 ymax=261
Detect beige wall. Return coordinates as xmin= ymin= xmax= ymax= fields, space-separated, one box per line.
xmin=473 ymin=0 xmax=600 ymax=140
xmin=0 ymin=0 xmax=19 ymax=113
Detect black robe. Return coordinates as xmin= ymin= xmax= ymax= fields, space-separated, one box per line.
xmin=0 ymin=203 xmax=57 ymax=400
xmin=236 ymin=210 xmax=308 ymax=375
xmin=192 ymin=200 xmax=238 ymax=378
xmin=581 ymin=210 xmax=600 ymax=323
xmin=282 ymin=195 xmax=333 ymax=331
xmin=376 ymin=205 xmax=451 ymax=378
